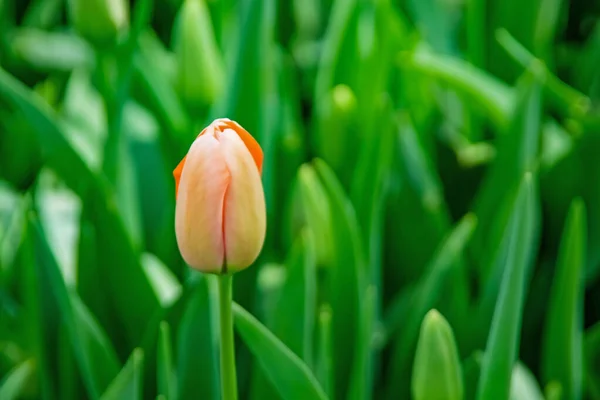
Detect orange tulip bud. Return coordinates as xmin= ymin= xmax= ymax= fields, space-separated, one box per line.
xmin=174 ymin=118 xmax=266 ymax=274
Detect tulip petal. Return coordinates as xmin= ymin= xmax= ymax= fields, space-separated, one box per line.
xmin=219 ymin=128 xmax=266 ymax=271
xmin=175 ymin=134 xmax=230 ymax=272
xmin=217 ymin=118 xmax=263 ymax=173
xmin=173 ymin=155 xmax=186 ymax=198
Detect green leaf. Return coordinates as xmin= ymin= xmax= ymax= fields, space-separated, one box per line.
xmin=573 ymin=24 xmax=600 ymax=99
xmin=0 ymin=359 xmax=36 ymax=400
xmin=100 ymin=349 xmax=144 ymax=400
xmin=486 ymin=0 xmax=540 ymax=82
xmin=9 ymin=28 xmax=94 ymax=71
xmin=313 ymin=0 xmax=358 ymax=101
xmin=476 ymin=174 xmax=537 ymax=400
xmin=351 ymin=95 xmax=395 ymax=305
xmin=311 ymin=84 xmax=357 ymax=186
xmin=463 ymin=351 xmax=483 ymax=400
xmin=313 ymin=159 xmax=367 ymax=399
xmin=463 ymin=354 xmax=544 ymax=400
xmin=542 ymin=198 xmax=586 ymax=400
xmin=386 ymin=213 xmax=477 ymax=397
xmin=176 ymin=276 xmax=220 ymax=400
xmin=0 ymin=183 xmax=25 ymax=272
xmin=411 ymin=310 xmax=463 ymax=400
xmin=233 ymin=303 xmax=328 ymax=400
xmin=584 ymin=322 xmax=600 ymax=399
xmin=533 ymin=0 xmax=566 ymax=61
xmin=157 ymin=321 xmax=176 ymax=400
xmin=0 ymin=66 xmax=160 ymax=345
xmin=405 ymin=47 xmax=515 ymax=128
xmin=127 ymin=103 xmax=177 ymax=264
xmin=466 ymin=0 xmax=486 ymax=68
xmin=405 ymin=0 xmax=460 ymax=54
xmin=35 ymin=170 xmax=81 ymax=287
xmin=384 ymin=112 xmax=451 ymax=287
xmin=316 ymin=305 xmax=334 ymax=399
xmin=12 ymin=210 xmax=57 ymax=398
xmin=0 ymin=109 xmax=43 ymax=190
xmin=31 ymin=216 xmax=120 ymax=398
xmin=249 ymin=264 xmax=286 ymax=400
xmin=22 ymin=0 xmax=63 ymax=29
xmin=471 ymin=72 xmax=542 ymax=287
xmin=216 ymin=0 xmax=275 ymax=136
xmin=132 ymin=50 xmax=190 ymax=146
xmin=141 ymin=253 xmax=182 ymax=309
xmin=396 ymin=113 xmax=449 ymax=227
xmin=496 ymin=28 xmax=590 ymax=118
xmin=348 ymin=285 xmax=377 ymax=400
xmin=272 ymin=230 xmax=317 ymax=363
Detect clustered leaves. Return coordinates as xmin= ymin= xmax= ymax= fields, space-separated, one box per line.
xmin=0 ymin=0 xmax=599 ymax=399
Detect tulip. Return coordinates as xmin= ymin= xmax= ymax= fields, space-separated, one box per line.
xmin=174 ymin=118 xmax=266 ymax=274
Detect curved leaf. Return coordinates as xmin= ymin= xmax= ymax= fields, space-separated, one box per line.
xmin=233 ymin=303 xmax=328 ymax=400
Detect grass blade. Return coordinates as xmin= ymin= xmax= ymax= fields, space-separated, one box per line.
xmin=476 ymin=174 xmax=537 ymax=400
xmin=542 ymin=198 xmax=586 ymax=400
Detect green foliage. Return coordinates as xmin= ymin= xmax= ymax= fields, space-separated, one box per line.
xmin=1 ymin=0 xmax=599 ymax=399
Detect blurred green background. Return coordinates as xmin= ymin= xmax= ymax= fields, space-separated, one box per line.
xmin=1 ymin=0 xmax=600 ymax=399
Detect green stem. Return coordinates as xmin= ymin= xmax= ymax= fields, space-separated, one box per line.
xmin=218 ymin=274 xmax=238 ymax=400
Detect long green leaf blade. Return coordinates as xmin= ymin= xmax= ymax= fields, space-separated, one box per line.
xmin=542 ymin=198 xmax=586 ymax=400
xmin=0 ymin=359 xmax=36 ymax=400
xmin=157 ymin=321 xmax=176 ymax=400
xmin=476 ymin=174 xmax=537 ymax=400
xmin=233 ymin=303 xmax=328 ymax=400
xmin=100 ymin=349 xmax=144 ymax=400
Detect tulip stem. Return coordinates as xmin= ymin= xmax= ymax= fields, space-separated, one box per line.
xmin=218 ymin=273 xmax=238 ymax=400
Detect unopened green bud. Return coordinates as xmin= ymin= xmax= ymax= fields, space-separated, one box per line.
xmin=67 ymin=0 xmax=129 ymax=44
xmin=544 ymin=381 xmax=563 ymax=400
xmin=510 ymin=362 xmax=544 ymax=400
xmin=412 ymin=309 xmax=464 ymax=400
xmin=313 ymin=84 xmax=357 ymax=182
xmin=173 ymin=0 xmax=224 ymax=106
xmin=298 ymin=164 xmax=334 ymax=267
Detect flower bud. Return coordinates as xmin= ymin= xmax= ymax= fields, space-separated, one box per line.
xmin=66 ymin=0 xmax=129 ymax=45
xmin=312 ymin=84 xmax=357 ymax=183
xmin=174 ymin=118 xmax=266 ymax=274
xmin=412 ymin=309 xmax=464 ymax=400
xmin=172 ymin=0 xmax=225 ymax=106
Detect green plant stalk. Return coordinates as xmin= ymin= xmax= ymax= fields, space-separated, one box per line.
xmin=218 ymin=273 xmax=238 ymax=400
